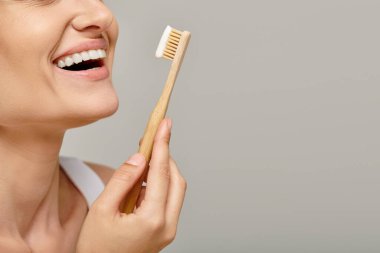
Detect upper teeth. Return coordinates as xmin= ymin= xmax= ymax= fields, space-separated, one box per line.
xmin=57 ymin=49 xmax=107 ymax=68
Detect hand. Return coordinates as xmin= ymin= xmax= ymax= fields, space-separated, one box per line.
xmin=76 ymin=118 xmax=187 ymax=253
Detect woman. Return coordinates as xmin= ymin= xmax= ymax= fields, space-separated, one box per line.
xmin=0 ymin=0 xmax=187 ymax=252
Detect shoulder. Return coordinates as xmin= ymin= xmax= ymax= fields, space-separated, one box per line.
xmin=83 ymin=160 xmax=115 ymax=185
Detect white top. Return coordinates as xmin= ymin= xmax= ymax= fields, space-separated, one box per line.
xmin=59 ymin=156 xmax=105 ymax=208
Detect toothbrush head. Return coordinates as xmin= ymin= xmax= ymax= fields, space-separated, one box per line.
xmin=155 ymin=25 xmax=185 ymax=60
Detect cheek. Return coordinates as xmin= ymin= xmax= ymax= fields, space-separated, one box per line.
xmin=110 ymin=18 xmax=120 ymax=44
xmin=0 ymin=13 xmax=59 ymax=83
xmin=105 ymin=19 xmax=119 ymax=71
xmin=0 ymin=16 xmax=65 ymax=125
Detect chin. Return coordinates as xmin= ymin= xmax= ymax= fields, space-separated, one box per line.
xmin=89 ymin=92 xmax=119 ymax=119
xmin=66 ymin=89 xmax=120 ymax=128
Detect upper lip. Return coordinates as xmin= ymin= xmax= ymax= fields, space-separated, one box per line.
xmin=52 ymin=38 xmax=108 ymax=63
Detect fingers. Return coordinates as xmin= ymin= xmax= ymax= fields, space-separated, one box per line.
xmin=95 ymin=153 xmax=146 ymax=215
xmin=165 ymin=157 xmax=187 ymax=228
xmin=144 ymin=118 xmax=172 ymax=214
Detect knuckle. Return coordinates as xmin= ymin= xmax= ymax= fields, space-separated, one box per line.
xmin=162 ymin=229 xmax=177 ymax=245
xmin=155 ymin=135 xmax=170 ymax=146
xmin=179 ymin=177 xmax=187 ymax=191
xmin=147 ymin=217 xmax=165 ymax=232
xmin=152 ymin=159 xmax=170 ymax=180
xmin=168 ymin=157 xmax=186 ymax=190
xmin=114 ymin=167 xmax=138 ymax=183
xmin=172 ymin=168 xmax=187 ymax=190
xmin=169 ymin=156 xmax=177 ymax=165
xmin=158 ymin=162 xmax=170 ymax=180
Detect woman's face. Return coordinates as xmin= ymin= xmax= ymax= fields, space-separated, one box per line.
xmin=0 ymin=0 xmax=119 ymax=129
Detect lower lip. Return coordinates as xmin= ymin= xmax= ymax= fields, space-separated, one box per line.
xmin=54 ymin=64 xmax=110 ymax=81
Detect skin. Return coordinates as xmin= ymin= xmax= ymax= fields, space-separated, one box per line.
xmin=0 ymin=1 xmax=187 ymax=252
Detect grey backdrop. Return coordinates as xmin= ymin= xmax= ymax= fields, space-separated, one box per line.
xmin=61 ymin=1 xmax=380 ymax=252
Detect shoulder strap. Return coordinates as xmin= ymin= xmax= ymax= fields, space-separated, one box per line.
xmin=59 ymin=156 xmax=105 ymax=208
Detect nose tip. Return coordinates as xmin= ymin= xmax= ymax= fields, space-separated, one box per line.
xmin=72 ymin=2 xmax=114 ymax=34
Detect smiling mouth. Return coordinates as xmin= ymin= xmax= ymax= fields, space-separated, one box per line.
xmin=55 ymin=49 xmax=107 ymax=71
xmin=62 ymin=59 xmax=104 ymax=71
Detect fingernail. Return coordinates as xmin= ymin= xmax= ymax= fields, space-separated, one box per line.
xmin=167 ymin=118 xmax=172 ymax=131
xmin=126 ymin=153 xmax=145 ymax=166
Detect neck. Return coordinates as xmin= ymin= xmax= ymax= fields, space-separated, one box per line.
xmin=0 ymin=124 xmax=65 ymax=237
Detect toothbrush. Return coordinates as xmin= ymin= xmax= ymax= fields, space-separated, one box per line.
xmin=122 ymin=25 xmax=191 ymax=214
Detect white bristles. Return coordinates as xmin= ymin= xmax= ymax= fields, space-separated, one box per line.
xmin=156 ymin=26 xmax=172 ymax=58
xmin=155 ymin=25 xmax=182 ymax=60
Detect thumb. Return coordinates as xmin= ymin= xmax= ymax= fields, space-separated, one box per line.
xmin=95 ymin=153 xmax=146 ymax=214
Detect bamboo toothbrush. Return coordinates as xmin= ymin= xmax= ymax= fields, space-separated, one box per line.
xmin=122 ymin=25 xmax=191 ymax=214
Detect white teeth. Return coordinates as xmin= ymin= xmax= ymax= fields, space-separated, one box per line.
xmin=98 ymin=49 xmax=106 ymax=58
xmin=73 ymin=53 xmax=83 ymax=64
xmin=81 ymin=51 xmax=90 ymax=61
xmin=89 ymin=50 xmax=100 ymax=60
xmin=65 ymin=57 xmax=74 ymax=67
xmin=56 ymin=49 xmax=107 ymax=69
xmin=58 ymin=60 xmax=66 ymax=68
